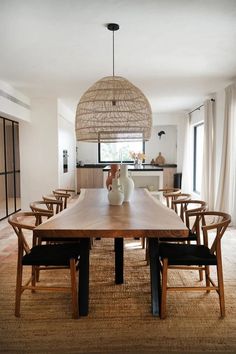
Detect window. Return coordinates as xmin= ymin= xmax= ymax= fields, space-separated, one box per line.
xmin=98 ymin=141 xmax=145 ymax=163
xmin=193 ymin=123 xmax=204 ymax=194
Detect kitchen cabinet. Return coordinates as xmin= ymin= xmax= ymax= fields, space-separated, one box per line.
xmin=77 ymin=168 xmax=103 ymax=190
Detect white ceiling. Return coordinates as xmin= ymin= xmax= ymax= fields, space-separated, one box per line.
xmin=1 ymin=0 xmax=236 ymax=114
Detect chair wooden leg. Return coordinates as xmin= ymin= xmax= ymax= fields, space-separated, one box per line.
xmin=31 ymin=266 xmax=36 ymax=292
xmin=34 ymin=238 xmax=42 ymax=282
xmin=142 ymin=237 xmax=146 ymax=249
xmin=198 ymin=268 xmax=203 ymax=281
xmin=89 ymin=237 xmax=93 ymax=250
xmin=196 ymin=236 xmax=203 ymax=281
xmin=35 ymin=266 xmax=40 ymax=282
xmin=146 ymin=238 xmax=150 ymax=265
xmin=205 ymin=265 xmax=210 ymax=293
xmin=70 ymin=259 xmax=78 ymax=319
xmin=217 ymin=261 xmax=225 ymax=317
xmin=15 ymin=262 xmax=23 ymax=317
xmin=160 ymin=259 xmax=168 ymax=319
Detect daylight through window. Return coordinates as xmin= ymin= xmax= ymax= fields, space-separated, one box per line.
xmin=99 ymin=141 xmax=145 ymax=163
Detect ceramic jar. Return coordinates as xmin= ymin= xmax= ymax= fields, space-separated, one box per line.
xmin=106 ymin=164 xmax=120 ymax=189
xmin=119 ymin=164 xmax=134 ymax=202
xmin=108 ymin=177 xmax=124 ymax=205
xmin=155 ymin=152 xmax=165 ymax=165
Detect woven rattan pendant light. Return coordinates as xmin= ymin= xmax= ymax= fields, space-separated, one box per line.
xmin=75 ymin=23 xmax=152 ymax=142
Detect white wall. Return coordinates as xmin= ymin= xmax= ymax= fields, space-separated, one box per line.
xmin=145 ymin=125 xmax=177 ymax=164
xmin=153 ymin=112 xmax=187 ymax=173
xmin=20 ymin=99 xmax=58 ymax=209
xmin=20 ymin=98 xmax=77 ymax=209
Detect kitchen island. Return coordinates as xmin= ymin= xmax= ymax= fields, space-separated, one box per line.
xmin=77 ymin=164 xmax=177 ymax=191
xmin=103 ymin=164 xmax=164 ymax=191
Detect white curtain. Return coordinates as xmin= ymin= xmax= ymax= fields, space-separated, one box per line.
xmin=215 ymin=83 xmax=236 ymax=226
xmin=181 ymin=115 xmax=192 ymax=193
xmin=201 ymin=99 xmax=215 ymax=209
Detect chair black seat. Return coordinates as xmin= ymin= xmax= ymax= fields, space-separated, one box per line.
xmin=159 ymin=230 xmax=197 ymax=243
xmin=22 ymin=242 xmax=80 ymax=266
xmin=159 ymin=242 xmax=217 ymax=266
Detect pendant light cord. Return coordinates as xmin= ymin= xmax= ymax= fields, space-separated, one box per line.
xmin=113 ymin=30 xmax=115 ymax=77
xmin=107 ymin=23 xmax=119 ymax=105
xmin=107 ymin=23 xmax=119 ymax=77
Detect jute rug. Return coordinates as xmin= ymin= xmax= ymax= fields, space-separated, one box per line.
xmin=0 ymin=232 xmax=236 ymax=353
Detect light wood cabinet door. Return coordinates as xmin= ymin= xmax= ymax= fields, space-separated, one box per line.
xmin=93 ymin=168 xmax=103 ymax=188
xmin=77 ymin=169 xmax=94 ymax=189
xmin=77 ymin=168 xmax=104 ymax=190
xmin=163 ymin=168 xmax=176 ymax=189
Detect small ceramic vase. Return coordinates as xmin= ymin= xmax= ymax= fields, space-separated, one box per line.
xmin=106 ymin=164 xmax=120 ymax=189
xmin=119 ymin=164 xmax=134 ymax=202
xmin=108 ymin=176 xmax=124 ymax=205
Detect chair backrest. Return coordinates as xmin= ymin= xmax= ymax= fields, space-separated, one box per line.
xmin=42 ymin=196 xmax=63 ymax=213
xmin=55 ymin=188 xmax=75 ymax=194
xmin=188 ymin=211 xmax=231 ymax=254
xmin=52 ymin=190 xmax=71 ymax=209
xmin=8 ymin=211 xmax=48 ymax=255
xmin=166 ymin=192 xmax=191 ymax=210
xmin=159 ymin=188 xmax=181 ymax=193
xmin=172 ymin=199 xmax=208 ymax=228
xmin=158 ymin=188 xmax=181 ymax=207
xmin=30 ymin=201 xmax=54 ymax=221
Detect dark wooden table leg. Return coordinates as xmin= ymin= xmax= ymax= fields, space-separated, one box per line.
xmin=79 ymin=238 xmax=90 ymax=316
xmin=114 ymin=237 xmax=124 ymax=284
xmin=148 ymin=237 xmax=161 ymax=316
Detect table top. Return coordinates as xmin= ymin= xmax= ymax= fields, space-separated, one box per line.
xmin=33 ymin=188 xmax=188 ymax=239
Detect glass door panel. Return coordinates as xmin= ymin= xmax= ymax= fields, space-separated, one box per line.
xmin=0 ymin=117 xmax=20 ymax=220
xmin=0 ymin=175 xmax=6 ymax=220
xmin=14 ymin=122 xmax=20 ymax=171
xmin=5 ymin=120 xmax=14 ymax=173
xmin=7 ymin=173 xmax=15 ymax=215
xmin=15 ymin=171 xmax=21 ymax=210
xmin=0 ymin=119 xmax=4 ymax=172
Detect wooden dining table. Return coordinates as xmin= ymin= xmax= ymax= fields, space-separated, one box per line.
xmin=33 ymin=188 xmax=188 ymax=318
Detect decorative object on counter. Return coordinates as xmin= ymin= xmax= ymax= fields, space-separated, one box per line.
xmin=119 ymin=164 xmax=134 ymax=202
xmin=151 ymin=158 xmax=155 ymax=165
xmin=155 ymin=152 xmax=165 ymax=165
xmin=108 ymin=173 xmax=124 ymax=205
xmin=130 ymin=151 xmax=146 ymax=168
xmin=75 ymin=23 xmax=152 ymax=143
xmin=158 ymin=130 xmax=166 ymax=139
xmin=147 ymin=185 xmax=155 ymax=192
xmin=106 ymin=164 xmax=120 ymax=189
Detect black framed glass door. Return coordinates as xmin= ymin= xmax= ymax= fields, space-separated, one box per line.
xmin=0 ymin=116 xmax=21 ymax=220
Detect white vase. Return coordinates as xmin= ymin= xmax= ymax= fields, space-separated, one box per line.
xmin=108 ymin=177 xmax=124 ymax=205
xmin=119 ymin=164 xmax=134 ymax=202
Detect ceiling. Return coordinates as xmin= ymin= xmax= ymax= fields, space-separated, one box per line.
xmin=1 ymin=0 xmax=236 ymax=115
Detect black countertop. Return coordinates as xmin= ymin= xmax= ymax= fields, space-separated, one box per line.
xmin=103 ymin=165 xmax=164 ymax=171
xmin=77 ymin=163 xmax=177 ymax=169
xmin=77 ymin=164 xmax=107 ymax=168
